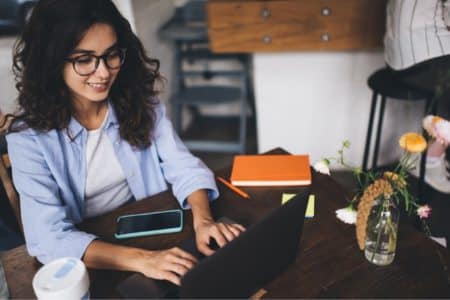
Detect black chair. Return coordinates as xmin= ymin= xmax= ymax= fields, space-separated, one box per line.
xmin=0 ymin=134 xmax=24 ymax=249
xmin=363 ymin=67 xmax=436 ymax=201
xmin=159 ymin=0 xmax=252 ymax=154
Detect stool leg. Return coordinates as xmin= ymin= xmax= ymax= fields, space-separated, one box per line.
xmin=424 ymin=93 xmax=438 ymax=115
xmin=418 ymin=144 xmax=427 ymax=204
xmin=418 ymin=97 xmax=434 ymax=204
xmin=431 ymin=98 xmax=438 ymax=115
xmin=372 ymin=95 xmax=387 ymax=170
xmin=363 ymin=92 xmax=378 ymax=171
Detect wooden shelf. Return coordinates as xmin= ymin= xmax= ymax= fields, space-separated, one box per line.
xmin=206 ymin=0 xmax=387 ymax=53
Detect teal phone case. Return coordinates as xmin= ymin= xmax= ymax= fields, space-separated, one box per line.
xmin=114 ymin=209 xmax=183 ymax=239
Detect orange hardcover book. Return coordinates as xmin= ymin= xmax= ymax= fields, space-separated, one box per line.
xmin=230 ymin=155 xmax=312 ymax=186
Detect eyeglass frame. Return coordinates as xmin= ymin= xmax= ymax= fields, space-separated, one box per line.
xmin=65 ymin=48 xmax=127 ymax=76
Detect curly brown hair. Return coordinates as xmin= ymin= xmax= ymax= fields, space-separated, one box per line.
xmin=7 ymin=0 xmax=163 ymax=148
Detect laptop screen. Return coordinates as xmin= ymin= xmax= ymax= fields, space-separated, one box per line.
xmin=180 ymin=188 xmax=310 ymax=298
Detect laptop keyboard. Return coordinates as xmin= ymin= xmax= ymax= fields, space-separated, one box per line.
xmin=117 ymin=217 xmax=238 ymax=298
xmin=116 ymin=236 xmax=216 ymax=299
xmin=179 ymin=236 xmax=206 ymax=260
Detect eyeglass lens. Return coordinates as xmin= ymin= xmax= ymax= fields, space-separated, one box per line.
xmin=73 ymin=49 xmax=125 ymax=75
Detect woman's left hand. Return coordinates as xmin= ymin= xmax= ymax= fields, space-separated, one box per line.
xmin=194 ymin=218 xmax=245 ymax=256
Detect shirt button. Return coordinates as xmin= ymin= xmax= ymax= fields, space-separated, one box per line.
xmin=129 ymin=172 xmax=134 ymax=177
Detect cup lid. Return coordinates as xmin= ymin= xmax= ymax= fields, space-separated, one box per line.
xmin=33 ymin=257 xmax=89 ymax=299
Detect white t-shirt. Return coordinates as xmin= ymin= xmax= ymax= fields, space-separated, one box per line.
xmin=384 ymin=0 xmax=450 ymax=70
xmin=84 ymin=109 xmax=133 ymax=218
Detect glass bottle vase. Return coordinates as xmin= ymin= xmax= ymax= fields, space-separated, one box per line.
xmin=364 ymin=196 xmax=400 ymax=266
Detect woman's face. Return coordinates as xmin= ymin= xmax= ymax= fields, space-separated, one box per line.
xmin=63 ymin=23 xmax=121 ymax=107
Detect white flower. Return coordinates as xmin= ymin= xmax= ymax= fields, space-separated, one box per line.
xmin=416 ymin=205 xmax=432 ymax=219
xmin=435 ymin=121 xmax=450 ymax=146
xmin=335 ymin=206 xmax=357 ymax=224
xmin=313 ymin=159 xmax=330 ymax=175
xmin=423 ymin=115 xmax=450 ymax=145
xmin=422 ymin=115 xmax=435 ymax=136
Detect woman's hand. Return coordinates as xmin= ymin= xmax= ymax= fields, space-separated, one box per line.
xmin=135 ymin=247 xmax=198 ymax=286
xmin=194 ymin=218 xmax=246 ymax=256
xmin=186 ymin=189 xmax=245 ymax=256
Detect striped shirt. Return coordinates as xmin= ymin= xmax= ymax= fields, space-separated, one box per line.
xmin=384 ymin=0 xmax=450 ymax=70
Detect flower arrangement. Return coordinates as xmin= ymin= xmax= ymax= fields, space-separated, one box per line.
xmin=313 ymin=132 xmax=432 ymax=264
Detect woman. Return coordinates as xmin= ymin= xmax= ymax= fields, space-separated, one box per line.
xmin=5 ymin=0 xmax=244 ymax=285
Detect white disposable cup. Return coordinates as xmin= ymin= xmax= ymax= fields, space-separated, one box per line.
xmin=32 ymin=257 xmax=90 ymax=300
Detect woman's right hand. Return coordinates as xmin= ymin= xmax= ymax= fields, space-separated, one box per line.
xmin=135 ymin=247 xmax=198 ymax=285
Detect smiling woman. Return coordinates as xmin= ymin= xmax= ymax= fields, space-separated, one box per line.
xmin=2 ymin=0 xmax=245 ymax=286
xmin=62 ymin=24 xmax=124 ymax=130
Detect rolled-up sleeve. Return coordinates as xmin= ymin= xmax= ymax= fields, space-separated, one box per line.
xmin=152 ymin=104 xmax=219 ymax=208
xmin=6 ymin=131 xmax=97 ymax=264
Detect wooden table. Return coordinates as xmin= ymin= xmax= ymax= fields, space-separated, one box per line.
xmin=2 ymin=150 xmax=450 ymax=298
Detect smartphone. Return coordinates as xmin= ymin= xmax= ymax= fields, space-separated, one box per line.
xmin=115 ymin=209 xmax=183 ymax=239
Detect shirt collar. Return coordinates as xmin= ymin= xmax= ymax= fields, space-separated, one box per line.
xmin=104 ymin=101 xmax=119 ymax=129
xmin=66 ymin=100 xmax=119 ymax=141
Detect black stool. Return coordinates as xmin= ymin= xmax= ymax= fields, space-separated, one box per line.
xmin=363 ymin=67 xmax=436 ymax=201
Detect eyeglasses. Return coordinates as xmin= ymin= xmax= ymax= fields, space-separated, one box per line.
xmin=66 ymin=48 xmax=126 ymax=76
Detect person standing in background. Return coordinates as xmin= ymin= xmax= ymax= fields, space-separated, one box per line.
xmin=384 ymin=0 xmax=450 ymax=194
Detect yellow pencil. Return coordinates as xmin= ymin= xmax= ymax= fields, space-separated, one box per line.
xmin=217 ymin=176 xmax=250 ymax=199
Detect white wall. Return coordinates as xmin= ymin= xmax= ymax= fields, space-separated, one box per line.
xmin=0 ymin=38 xmax=17 ymax=114
xmin=132 ymin=0 xmax=176 ymax=106
xmin=112 ymin=0 xmax=136 ymax=33
xmin=254 ymin=52 xmax=425 ymax=167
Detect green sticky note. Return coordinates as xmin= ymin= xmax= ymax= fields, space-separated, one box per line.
xmin=282 ymin=193 xmax=315 ymax=218
xmin=281 ymin=193 xmax=296 ymax=204
xmin=305 ymin=195 xmax=315 ymax=218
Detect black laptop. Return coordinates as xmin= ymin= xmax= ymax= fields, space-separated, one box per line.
xmin=117 ymin=189 xmax=310 ymax=298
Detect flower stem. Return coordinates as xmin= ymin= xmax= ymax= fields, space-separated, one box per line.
xmin=370 ymin=199 xmax=385 ymax=263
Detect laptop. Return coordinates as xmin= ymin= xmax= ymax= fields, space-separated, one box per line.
xmin=117 ymin=188 xmax=310 ymax=298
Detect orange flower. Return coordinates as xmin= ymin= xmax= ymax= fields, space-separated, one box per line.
xmin=398 ymin=132 xmax=427 ymax=153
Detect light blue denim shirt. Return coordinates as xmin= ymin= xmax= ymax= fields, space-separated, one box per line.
xmin=6 ymin=102 xmax=219 ymax=264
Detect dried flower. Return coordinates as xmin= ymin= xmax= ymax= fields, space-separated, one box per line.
xmin=383 ymin=171 xmax=406 ymax=189
xmin=417 ymin=205 xmax=432 ymax=219
xmin=356 ymin=179 xmax=394 ymax=250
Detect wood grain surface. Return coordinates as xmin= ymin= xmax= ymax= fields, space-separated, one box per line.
xmin=1 ymin=148 xmax=449 ymax=298
xmin=206 ymin=0 xmax=387 ymax=52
